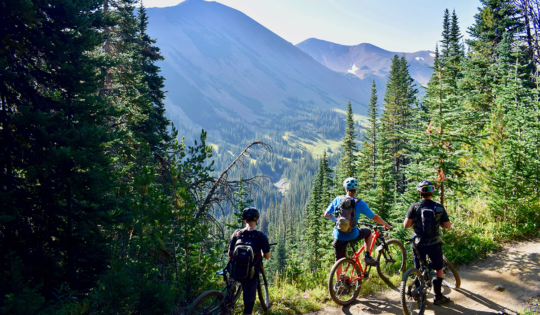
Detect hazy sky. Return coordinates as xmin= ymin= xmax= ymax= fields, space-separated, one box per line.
xmin=142 ymin=0 xmax=481 ymax=52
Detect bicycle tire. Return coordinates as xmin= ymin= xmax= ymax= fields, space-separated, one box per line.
xmin=442 ymin=255 xmax=461 ymax=289
xmin=328 ymin=257 xmax=362 ymax=306
xmin=400 ymin=268 xmax=426 ymax=315
xmin=376 ymin=239 xmax=407 ymax=282
xmin=187 ymin=290 xmax=224 ymax=315
xmin=258 ymin=269 xmax=271 ymax=310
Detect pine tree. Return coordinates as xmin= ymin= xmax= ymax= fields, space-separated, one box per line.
xmin=0 ymin=0 xmax=125 ymax=304
xmin=380 ymin=55 xmax=417 ymax=193
xmin=333 ymin=101 xmax=359 ymax=196
xmin=408 ymin=9 xmax=483 ymax=207
xmin=358 ymin=80 xmax=379 ymax=195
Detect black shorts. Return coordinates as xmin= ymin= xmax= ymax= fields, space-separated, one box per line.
xmin=413 ymin=242 xmax=444 ymax=271
xmin=332 ymin=228 xmax=372 ymax=261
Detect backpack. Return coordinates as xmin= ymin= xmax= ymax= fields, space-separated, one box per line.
xmin=229 ymin=229 xmax=261 ymax=281
xmin=420 ymin=203 xmax=438 ymax=238
xmin=336 ymin=196 xmax=357 ymax=233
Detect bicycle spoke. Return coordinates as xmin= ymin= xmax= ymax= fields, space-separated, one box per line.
xmin=328 ymin=258 xmax=362 ymax=305
xmin=400 ymin=269 xmax=424 ymax=315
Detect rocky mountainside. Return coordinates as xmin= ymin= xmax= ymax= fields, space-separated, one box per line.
xmin=296 ymin=38 xmax=435 ymax=86
xmin=146 ymin=0 xmax=378 ymax=133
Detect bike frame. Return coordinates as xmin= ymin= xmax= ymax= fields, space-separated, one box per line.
xmin=343 ymin=229 xmax=381 ymax=284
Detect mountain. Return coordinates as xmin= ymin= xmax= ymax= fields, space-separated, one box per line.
xmin=296 ymin=38 xmax=435 ymax=86
xmin=146 ymin=0 xmax=377 ymax=134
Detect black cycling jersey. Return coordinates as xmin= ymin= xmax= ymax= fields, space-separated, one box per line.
xmin=406 ymin=199 xmax=450 ymax=246
xmin=228 ymin=229 xmax=270 ymax=266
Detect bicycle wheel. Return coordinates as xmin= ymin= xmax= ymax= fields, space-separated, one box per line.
xmin=258 ymin=269 xmax=270 ymax=310
xmin=442 ymin=255 xmax=461 ymax=289
xmin=187 ymin=290 xmax=224 ymax=315
xmin=328 ymin=257 xmax=362 ymax=306
xmin=376 ymin=239 xmax=407 ymax=282
xmin=400 ymin=268 xmax=426 ymax=315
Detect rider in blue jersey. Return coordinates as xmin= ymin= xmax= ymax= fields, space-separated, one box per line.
xmin=325 ymin=177 xmax=393 ymax=265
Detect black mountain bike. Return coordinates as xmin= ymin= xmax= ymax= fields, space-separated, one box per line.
xmin=399 ymin=237 xmax=460 ymax=315
xmin=187 ymin=243 xmax=276 ymax=315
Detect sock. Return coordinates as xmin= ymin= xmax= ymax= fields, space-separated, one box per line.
xmin=433 ymin=277 xmax=443 ymax=298
xmin=365 ymin=252 xmax=371 ymax=258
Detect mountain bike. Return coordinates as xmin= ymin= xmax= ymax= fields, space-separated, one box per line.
xmin=327 ymin=222 xmax=407 ymax=305
xmin=399 ymin=237 xmax=460 ymax=315
xmin=187 ymin=243 xmax=277 ymax=315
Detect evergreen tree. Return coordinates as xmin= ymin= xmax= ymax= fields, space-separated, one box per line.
xmin=333 ymin=101 xmax=359 ymax=196
xmin=0 ymin=0 xmax=117 ymax=302
xmin=357 ymin=80 xmax=379 ymax=195
xmin=380 ymin=55 xmax=417 ymax=193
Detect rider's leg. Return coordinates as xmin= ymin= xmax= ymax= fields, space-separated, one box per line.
xmin=358 ymin=228 xmax=377 ymax=266
xmin=332 ymin=239 xmax=348 ymax=278
xmin=241 ymin=274 xmax=258 ymax=314
xmin=429 ymin=244 xmax=450 ymax=305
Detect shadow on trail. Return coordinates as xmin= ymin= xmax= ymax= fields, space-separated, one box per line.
xmin=340 ymin=298 xmax=402 ymax=315
xmin=442 ymin=287 xmax=518 ymax=315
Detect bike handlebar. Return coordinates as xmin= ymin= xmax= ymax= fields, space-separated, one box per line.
xmin=357 ymin=222 xmax=393 ymax=231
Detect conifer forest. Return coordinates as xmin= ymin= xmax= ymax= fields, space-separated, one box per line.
xmin=2 ymin=0 xmax=540 ymax=314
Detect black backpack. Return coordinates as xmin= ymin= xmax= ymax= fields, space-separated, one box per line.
xmin=229 ymin=229 xmax=261 ymax=281
xmin=420 ymin=203 xmax=438 ymax=238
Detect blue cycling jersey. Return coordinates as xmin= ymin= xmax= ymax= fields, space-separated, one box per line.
xmin=326 ymin=196 xmax=375 ymax=241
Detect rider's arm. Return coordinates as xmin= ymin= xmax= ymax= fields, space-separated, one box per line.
xmin=440 ymin=208 xmax=451 ymax=229
xmin=403 ymin=204 xmax=416 ymax=229
xmin=403 ymin=218 xmax=414 ymax=229
xmin=324 ymin=198 xmax=338 ymax=222
xmin=356 ymin=200 xmax=393 ymax=230
xmin=324 ymin=211 xmax=338 ymax=222
xmin=261 ymin=235 xmax=271 ymax=260
xmin=372 ymin=214 xmax=393 ymax=230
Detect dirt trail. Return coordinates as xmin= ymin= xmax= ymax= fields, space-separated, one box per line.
xmin=306 ymin=239 xmax=540 ymax=315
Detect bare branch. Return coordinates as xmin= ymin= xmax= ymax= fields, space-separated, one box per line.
xmin=194 ymin=140 xmax=273 ymax=219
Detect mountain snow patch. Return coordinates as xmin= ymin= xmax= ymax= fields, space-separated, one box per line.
xmin=348 ymin=63 xmax=359 ymax=74
xmin=430 ymin=53 xmax=436 ymax=57
xmin=415 ymin=57 xmax=425 ymax=61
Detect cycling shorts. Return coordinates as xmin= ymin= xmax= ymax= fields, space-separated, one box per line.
xmin=332 ymin=228 xmax=371 ymax=261
xmin=413 ymin=242 xmax=443 ymax=270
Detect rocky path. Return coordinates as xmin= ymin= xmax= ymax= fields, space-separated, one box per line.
xmin=306 ymin=239 xmax=540 ymax=315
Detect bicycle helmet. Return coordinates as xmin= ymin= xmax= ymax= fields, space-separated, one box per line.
xmin=343 ymin=177 xmax=359 ymax=191
xmin=416 ymin=180 xmax=435 ymax=193
xmin=242 ymin=207 xmax=260 ymax=221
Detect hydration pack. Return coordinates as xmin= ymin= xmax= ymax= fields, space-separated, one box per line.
xmin=421 ymin=203 xmax=438 ymax=238
xmin=229 ymin=229 xmax=260 ymax=281
xmin=336 ymin=196 xmax=357 ymax=233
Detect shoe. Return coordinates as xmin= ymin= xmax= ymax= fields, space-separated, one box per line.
xmin=433 ymin=295 xmax=451 ymax=305
xmin=364 ymin=255 xmax=379 ymax=266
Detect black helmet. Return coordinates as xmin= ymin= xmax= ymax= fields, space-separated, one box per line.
xmin=242 ymin=207 xmax=260 ymax=221
xmin=416 ymin=180 xmax=435 ymax=193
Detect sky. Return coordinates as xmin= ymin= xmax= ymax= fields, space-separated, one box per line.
xmin=141 ymin=0 xmax=481 ymax=52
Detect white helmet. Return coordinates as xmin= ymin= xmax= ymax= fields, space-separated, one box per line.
xmin=343 ymin=177 xmax=358 ymax=190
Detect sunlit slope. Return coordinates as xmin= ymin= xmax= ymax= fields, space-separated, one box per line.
xmin=146 ymin=0 xmax=374 ymax=132
xmin=296 ymin=38 xmax=434 ymax=86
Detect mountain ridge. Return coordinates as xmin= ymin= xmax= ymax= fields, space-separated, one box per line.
xmin=296 ymin=38 xmax=434 ymax=86
xmin=146 ymin=0 xmax=377 ymax=133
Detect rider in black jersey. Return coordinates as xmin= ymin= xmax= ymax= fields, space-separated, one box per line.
xmin=403 ymin=180 xmax=452 ymax=305
xmin=228 ymin=207 xmax=270 ymax=315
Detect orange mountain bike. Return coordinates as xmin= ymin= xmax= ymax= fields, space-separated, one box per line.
xmin=327 ymin=222 xmax=407 ymax=305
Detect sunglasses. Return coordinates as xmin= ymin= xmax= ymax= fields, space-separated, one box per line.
xmin=420 ymin=186 xmax=435 ymax=193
